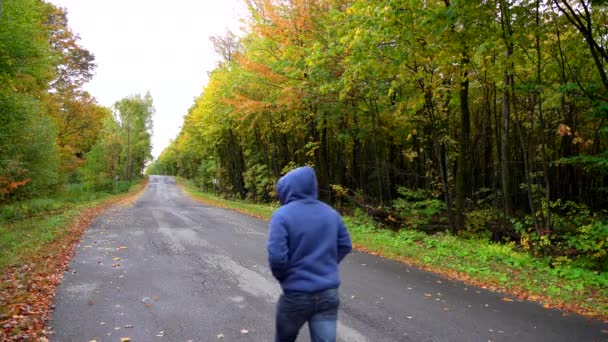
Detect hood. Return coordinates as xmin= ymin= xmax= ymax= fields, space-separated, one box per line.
xmin=277 ymin=166 xmax=318 ymax=205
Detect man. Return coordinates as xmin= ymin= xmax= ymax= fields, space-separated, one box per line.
xmin=267 ymin=166 xmax=352 ymax=342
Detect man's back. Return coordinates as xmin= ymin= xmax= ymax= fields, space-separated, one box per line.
xmin=267 ymin=166 xmax=352 ymax=293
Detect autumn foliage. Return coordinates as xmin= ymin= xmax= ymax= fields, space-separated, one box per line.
xmin=152 ymin=0 xmax=608 ymax=271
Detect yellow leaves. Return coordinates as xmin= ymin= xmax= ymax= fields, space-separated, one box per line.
xmin=402 ymin=149 xmax=418 ymax=162
xmin=557 ymin=123 xmax=571 ymax=137
xmin=120 ymin=338 xmax=131 ymax=342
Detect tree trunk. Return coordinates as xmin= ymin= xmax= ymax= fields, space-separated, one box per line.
xmin=455 ymin=51 xmax=470 ymax=232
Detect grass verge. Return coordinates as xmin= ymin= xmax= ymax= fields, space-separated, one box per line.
xmin=178 ymin=178 xmax=277 ymax=220
xmin=178 ymin=178 xmax=608 ymax=322
xmin=0 ymin=179 xmax=147 ymax=341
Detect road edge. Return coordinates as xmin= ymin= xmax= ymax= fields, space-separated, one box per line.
xmin=0 ymin=178 xmax=149 ymax=341
xmin=176 ymin=178 xmax=608 ymax=324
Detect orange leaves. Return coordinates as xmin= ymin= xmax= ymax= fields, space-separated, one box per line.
xmin=248 ymin=0 xmax=319 ymax=45
xmin=0 ymin=185 xmax=145 ymax=340
xmin=237 ymin=55 xmax=285 ymax=85
xmin=0 ymin=178 xmax=31 ymax=195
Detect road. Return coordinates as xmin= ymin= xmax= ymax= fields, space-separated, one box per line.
xmin=49 ymin=176 xmax=608 ymax=341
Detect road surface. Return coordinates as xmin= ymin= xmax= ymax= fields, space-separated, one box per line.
xmin=49 ymin=176 xmax=608 ymax=341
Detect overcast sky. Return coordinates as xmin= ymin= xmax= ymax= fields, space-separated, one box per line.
xmin=50 ymin=0 xmax=248 ymax=158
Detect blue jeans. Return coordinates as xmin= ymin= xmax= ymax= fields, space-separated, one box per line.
xmin=275 ymin=288 xmax=339 ymax=342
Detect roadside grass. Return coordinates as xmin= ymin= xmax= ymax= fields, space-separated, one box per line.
xmin=346 ymin=216 xmax=608 ymax=320
xmin=178 ymin=178 xmax=277 ymax=220
xmin=0 ymin=181 xmax=143 ymax=270
xmin=0 ymin=179 xmax=146 ymax=340
xmin=179 ymin=179 xmax=608 ymax=321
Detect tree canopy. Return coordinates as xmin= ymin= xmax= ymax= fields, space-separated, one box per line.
xmin=0 ymin=0 xmax=154 ymax=200
xmin=153 ymin=0 xmax=608 ymax=270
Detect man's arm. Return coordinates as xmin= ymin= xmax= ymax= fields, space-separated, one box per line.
xmin=267 ymin=214 xmax=289 ymax=281
xmin=337 ymin=217 xmax=352 ymax=263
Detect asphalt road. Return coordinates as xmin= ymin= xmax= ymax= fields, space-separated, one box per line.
xmin=49 ymin=175 xmax=608 ymax=342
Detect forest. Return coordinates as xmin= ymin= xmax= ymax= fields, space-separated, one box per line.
xmin=150 ymin=0 xmax=608 ymax=272
xmin=0 ymin=0 xmax=154 ymax=206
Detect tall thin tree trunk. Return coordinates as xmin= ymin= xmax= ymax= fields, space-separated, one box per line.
xmin=500 ymin=0 xmax=513 ymax=221
xmin=536 ymin=0 xmax=552 ymax=232
xmin=517 ymin=122 xmax=541 ymax=235
xmin=455 ymin=51 xmax=470 ymax=232
xmin=125 ymin=125 xmax=131 ymax=181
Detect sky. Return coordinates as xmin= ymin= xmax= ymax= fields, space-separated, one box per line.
xmin=49 ymin=0 xmax=248 ymax=159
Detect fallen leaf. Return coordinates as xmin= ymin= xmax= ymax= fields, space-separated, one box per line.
xmin=240 ymin=329 xmax=249 ymax=334
xmin=120 ymin=338 xmax=131 ymax=342
xmin=88 ymin=300 xmax=95 ymax=305
xmin=217 ymin=333 xmax=225 ymax=339
xmin=501 ymin=297 xmax=513 ymax=302
xmin=113 ymin=257 xmax=121 ymax=261
xmin=146 ymin=303 xmax=153 ymax=308
xmin=424 ymin=293 xmax=432 ymax=297
xmin=124 ymin=324 xmax=134 ymax=328
xmin=112 ymin=263 xmax=121 ymax=268
xmin=89 ymin=340 xmax=97 ymax=342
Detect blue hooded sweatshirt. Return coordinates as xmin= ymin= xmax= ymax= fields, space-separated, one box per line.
xmin=267 ymin=166 xmax=352 ymax=293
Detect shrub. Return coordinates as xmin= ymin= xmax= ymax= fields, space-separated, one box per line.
xmin=514 ymin=200 xmax=608 ymax=272
xmin=243 ymin=164 xmax=276 ymax=202
xmin=392 ymin=187 xmax=446 ymax=230
xmin=462 ymin=208 xmax=498 ymax=240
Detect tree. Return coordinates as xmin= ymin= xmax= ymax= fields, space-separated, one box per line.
xmin=0 ymin=0 xmax=58 ymax=201
xmin=113 ymin=93 xmax=155 ymax=180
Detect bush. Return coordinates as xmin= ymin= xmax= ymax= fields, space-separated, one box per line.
xmin=195 ymin=158 xmax=217 ymax=192
xmin=243 ymin=164 xmax=276 ymax=202
xmin=562 ymin=220 xmax=608 ymax=271
xmin=514 ymin=200 xmax=608 ymax=272
xmin=392 ymin=187 xmax=446 ymax=230
xmin=462 ymin=208 xmax=498 ymax=240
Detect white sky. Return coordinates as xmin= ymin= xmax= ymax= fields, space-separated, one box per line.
xmin=49 ymin=0 xmax=248 ymax=159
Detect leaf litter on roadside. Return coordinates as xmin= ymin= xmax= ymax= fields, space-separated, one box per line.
xmin=0 ymin=189 xmax=143 ymax=341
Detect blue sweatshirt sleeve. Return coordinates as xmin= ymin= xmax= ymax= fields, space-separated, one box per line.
xmin=268 ymin=214 xmax=289 ymax=281
xmin=337 ymin=217 xmax=352 ymax=263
